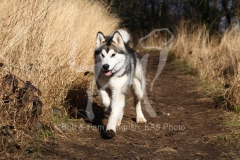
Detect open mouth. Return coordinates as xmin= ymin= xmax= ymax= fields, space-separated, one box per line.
xmin=103 ymin=65 xmax=116 ymax=77
xmin=104 ymin=70 xmax=113 ymax=76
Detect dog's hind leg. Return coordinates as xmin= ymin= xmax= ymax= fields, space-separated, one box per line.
xmin=132 ymin=78 xmax=147 ymax=123
xmin=117 ymin=110 xmax=124 ymax=127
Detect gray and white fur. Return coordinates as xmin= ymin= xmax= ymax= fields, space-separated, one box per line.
xmin=94 ymin=29 xmax=147 ymax=138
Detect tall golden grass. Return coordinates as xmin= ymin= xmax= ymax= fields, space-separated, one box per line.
xmin=0 ymin=0 xmax=120 ymax=156
xmin=172 ymin=22 xmax=240 ymax=111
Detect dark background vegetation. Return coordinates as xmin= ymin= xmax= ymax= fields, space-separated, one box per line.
xmin=107 ymin=0 xmax=240 ymax=38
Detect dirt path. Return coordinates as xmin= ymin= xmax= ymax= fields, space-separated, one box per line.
xmin=32 ymin=52 xmax=239 ymax=159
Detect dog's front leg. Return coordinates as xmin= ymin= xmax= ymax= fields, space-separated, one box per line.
xmin=106 ymin=92 xmax=125 ymax=138
xmin=99 ymin=89 xmax=111 ymax=114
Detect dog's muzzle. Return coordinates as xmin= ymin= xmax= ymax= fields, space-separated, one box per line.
xmin=102 ymin=64 xmax=113 ymax=77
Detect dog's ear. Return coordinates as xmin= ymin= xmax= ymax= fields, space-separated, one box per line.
xmin=112 ymin=31 xmax=124 ymax=48
xmin=96 ymin=32 xmax=105 ymax=48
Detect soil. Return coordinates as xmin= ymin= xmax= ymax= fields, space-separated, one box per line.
xmin=27 ymin=51 xmax=239 ymax=159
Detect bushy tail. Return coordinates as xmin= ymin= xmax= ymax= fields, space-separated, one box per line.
xmin=116 ymin=29 xmax=131 ymax=43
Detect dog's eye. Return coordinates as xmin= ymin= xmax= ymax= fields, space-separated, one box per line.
xmin=112 ymin=54 xmax=116 ymax=57
xmin=101 ymin=53 xmax=105 ymax=58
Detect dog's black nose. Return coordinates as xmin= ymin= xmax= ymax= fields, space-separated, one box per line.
xmin=102 ymin=64 xmax=109 ymax=70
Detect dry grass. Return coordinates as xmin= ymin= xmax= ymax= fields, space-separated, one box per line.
xmin=172 ymin=22 xmax=240 ymax=111
xmin=0 ymin=0 xmax=120 ymax=157
xmin=137 ymin=22 xmax=240 ymax=112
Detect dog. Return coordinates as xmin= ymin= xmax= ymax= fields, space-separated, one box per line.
xmin=94 ymin=29 xmax=147 ymax=138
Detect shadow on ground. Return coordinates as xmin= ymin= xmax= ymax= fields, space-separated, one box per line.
xmin=64 ymin=83 xmax=106 ymax=131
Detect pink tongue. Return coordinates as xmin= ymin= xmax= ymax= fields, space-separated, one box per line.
xmin=105 ymin=70 xmax=112 ymax=76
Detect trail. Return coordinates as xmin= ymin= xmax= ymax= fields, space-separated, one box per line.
xmin=29 ymin=52 xmax=239 ymax=159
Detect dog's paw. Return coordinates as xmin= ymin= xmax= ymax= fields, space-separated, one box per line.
xmin=137 ymin=117 xmax=147 ymax=123
xmin=106 ymin=129 xmax=116 ymax=138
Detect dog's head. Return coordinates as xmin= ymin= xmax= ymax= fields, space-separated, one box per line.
xmin=94 ymin=30 xmax=130 ymax=77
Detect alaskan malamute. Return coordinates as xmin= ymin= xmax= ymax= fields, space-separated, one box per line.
xmin=94 ymin=29 xmax=147 ymax=138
